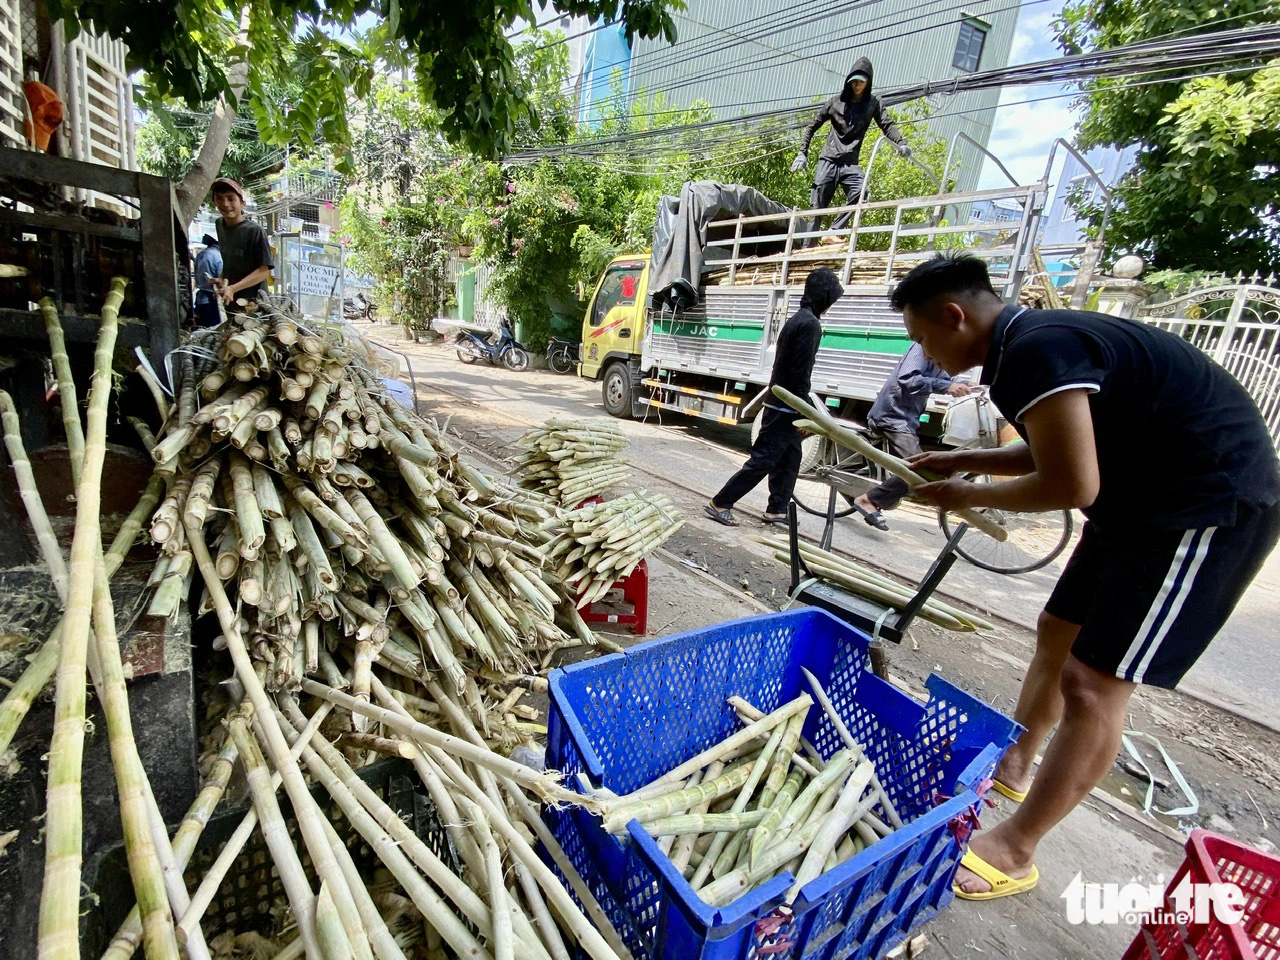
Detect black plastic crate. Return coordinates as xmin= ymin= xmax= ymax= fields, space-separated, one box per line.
xmin=82 ymin=756 xmax=459 ymax=955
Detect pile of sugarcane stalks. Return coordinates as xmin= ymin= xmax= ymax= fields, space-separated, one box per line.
xmin=0 ymin=292 xmax=636 ymax=960
xmin=536 ymin=492 xmax=683 ymax=607
xmin=514 ymin=419 xmax=629 ymax=504
xmin=755 ymin=535 xmax=995 ymax=632
xmin=598 ymin=670 xmax=901 ymax=910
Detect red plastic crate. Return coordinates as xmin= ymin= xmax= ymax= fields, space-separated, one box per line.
xmin=578 ymin=558 xmax=648 ymax=636
xmin=1124 ymin=830 xmax=1280 ymax=960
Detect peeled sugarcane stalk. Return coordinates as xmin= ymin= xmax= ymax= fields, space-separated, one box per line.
xmin=603 ymin=759 xmax=760 ymax=834
xmin=379 ymin=679 xmax=628 ymax=960
xmin=786 ymin=759 xmax=875 ymax=902
xmin=771 ymin=385 xmax=1008 ymax=541
xmin=0 ymin=471 xmax=164 ymax=760
xmin=766 ymin=534 xmax=993 ymax=630
xmin=41 ymin=299 xmax=85 ymax=477
xmin=626 ymin=694 xmax=813 ymax=802
xmin=0 ymin=390 xmax=69 ymax=596
xmin=800 ymin=669 xmax=902 ymax=825
xmin=762 ymin=537 xmax=988 ymax=631
xmin=691 ymin=721 xmax=790 ymax=888
xmin=278 ymin=696 xmax=536 ymax=960
xmin=37 ymin=278 xmax=151 ymax=960
xmin=226 ymin=715 xmax=321 ymax=958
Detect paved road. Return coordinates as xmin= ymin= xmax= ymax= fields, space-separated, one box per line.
xmin=384 ymin=332 xmax=1279 ymax=728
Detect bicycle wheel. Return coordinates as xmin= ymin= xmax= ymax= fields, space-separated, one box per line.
xmin=938 ymin=476 xmax=1075 ymax=575
xmin=791 ymin=435 xmax=865 ymax=518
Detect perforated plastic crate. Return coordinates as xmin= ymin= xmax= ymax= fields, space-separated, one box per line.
xmin=545 ymin=607 xmax=1020 ymax=960
xmin=1124 ymin=830 xmax=1280 ymax=960
xmin=82 ymin=758 xmax=462 ymax=956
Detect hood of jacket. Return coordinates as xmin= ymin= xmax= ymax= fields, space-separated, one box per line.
xmin=800 ymin=268 xmax=844 ymax=316
xmin=842 ymin=57 xmax=873 ymax=101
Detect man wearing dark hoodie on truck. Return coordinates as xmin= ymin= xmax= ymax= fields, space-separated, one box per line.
xmin=792 ymin=58 xmax=910 ymax=243
xmin=706 ymin=268 xmax=845 ymax=527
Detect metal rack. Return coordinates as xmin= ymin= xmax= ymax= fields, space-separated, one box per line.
xmin=785 ymin=500 xmax=968 ymax=654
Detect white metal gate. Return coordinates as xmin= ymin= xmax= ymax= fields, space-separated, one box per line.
xmin=1135 ymin=273 xmax=1280 ymax=449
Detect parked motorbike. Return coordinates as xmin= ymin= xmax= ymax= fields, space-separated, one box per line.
xmin=454 ymin=319 xmax=530 ymax=371
xmin=343 ymin=293 xmax=377 ymax=322
xmin=546 ymin=336 xmax=580 ymax=375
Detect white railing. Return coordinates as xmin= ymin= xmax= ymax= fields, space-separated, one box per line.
xmin=0 ymin=0 xmax=24 ymax=148
xmin=64 ymin=29 xmax=135 ymax=210
xmin=703 ymin=182 xmax=1046 ymax=302
xmin=1136 ymin=275 xmax=1280 ymax=449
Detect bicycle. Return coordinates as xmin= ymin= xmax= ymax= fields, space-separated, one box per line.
xmin=786 ymin=392 xmax=1074 ymax=576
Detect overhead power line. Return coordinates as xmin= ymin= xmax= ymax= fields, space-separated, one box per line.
xmin=504 ymin=21 xmax=1280 ymax=161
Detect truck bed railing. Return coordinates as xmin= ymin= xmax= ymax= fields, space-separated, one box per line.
xmin=705 ymin=182 xmax=1045 ymax=299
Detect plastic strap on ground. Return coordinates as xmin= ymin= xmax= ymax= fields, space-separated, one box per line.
xmin=1121 ymin=730 xmax=1199 ymax=818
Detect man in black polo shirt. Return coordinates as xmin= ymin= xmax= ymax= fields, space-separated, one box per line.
xmin=893 ymin=253 xmax=1279 ymax=901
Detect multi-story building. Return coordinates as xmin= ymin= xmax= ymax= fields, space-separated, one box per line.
xmin=1040 ymin=144 xmax=1139 ymax=247
xmin=566 ymin=0 xmax=1020 ymax=191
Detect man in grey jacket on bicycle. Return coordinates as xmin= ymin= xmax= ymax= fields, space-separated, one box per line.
xmin=852 ymin=343 xmax=972 ymax=530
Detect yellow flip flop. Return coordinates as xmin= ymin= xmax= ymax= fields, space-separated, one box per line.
xmin=991 ymin=779 xmax=1028 ymax=803
xmin=953 ymin=849 xmax=1039 ymax=901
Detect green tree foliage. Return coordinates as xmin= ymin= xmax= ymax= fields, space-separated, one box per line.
xmin=340 ymin=76 xmax=469 ymax=337
xmin=340 ymin=32 xmax=949 ymax=348
xmin=1057 ymin=0 xmax=1280 ymax=272
xmin=45 ymin=0 xmax=680 ymax=160
xmin=136 ymin=106 xmax=280 ymax=185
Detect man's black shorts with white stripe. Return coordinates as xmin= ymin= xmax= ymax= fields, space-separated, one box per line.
xmin=1046 ymin=502 xmax=1280 ymax=689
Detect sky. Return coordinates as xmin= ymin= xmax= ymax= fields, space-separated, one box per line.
xmin=977 ymin=0 xmax=1082 ymax=189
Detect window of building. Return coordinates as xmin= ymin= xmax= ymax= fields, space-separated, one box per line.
xmin=953 ymin=19 xmax=988 ymax=72
xmin=1061 ymin=175 xmax=1092 ymax=222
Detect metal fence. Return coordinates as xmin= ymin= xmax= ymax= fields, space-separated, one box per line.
xmin=1135 ymin=274 xmax=1280 ymax=449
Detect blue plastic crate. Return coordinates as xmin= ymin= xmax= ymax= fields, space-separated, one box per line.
xmin=545 ymin=607 xmax=1020 ymax=960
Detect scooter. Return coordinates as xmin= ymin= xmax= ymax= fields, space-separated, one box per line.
xmin=454 ymin=319 xmax=530 ymax=371
xmin=343 ymin=293 xmax=377 ymax=322
xmin=546 ymin=336 xmax=580 ymax=374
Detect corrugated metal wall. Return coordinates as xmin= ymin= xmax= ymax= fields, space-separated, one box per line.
xmin=626 ymin=0 xmax=1019 ymax=192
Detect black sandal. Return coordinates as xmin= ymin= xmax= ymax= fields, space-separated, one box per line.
xmin=761 ymin=513 xmax=788 ymax=526
xmin=704 ymin=504 xmax=740 ymax=527
xmin=853 ymin=502 xmax=890 ymax=531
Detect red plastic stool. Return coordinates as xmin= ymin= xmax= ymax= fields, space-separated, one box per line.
xmin=579 ymin=559 xmax=649 ymax=636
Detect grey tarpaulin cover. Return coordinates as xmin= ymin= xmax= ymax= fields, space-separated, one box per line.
xmin=648 ymin=181 xmax=790 ymax=310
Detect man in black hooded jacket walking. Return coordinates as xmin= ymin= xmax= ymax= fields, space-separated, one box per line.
xmin=793 ymin=58 xmax=909 ymax=242
xmin=706 ymin=269 xmax=845 ymax=527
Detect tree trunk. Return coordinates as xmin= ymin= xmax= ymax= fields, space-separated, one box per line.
xmin=175 ymin=7 xmax=251 ymax=225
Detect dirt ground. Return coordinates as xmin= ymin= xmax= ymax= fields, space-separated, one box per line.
xmin=385 ymin=328 xmax=1280 ymax=959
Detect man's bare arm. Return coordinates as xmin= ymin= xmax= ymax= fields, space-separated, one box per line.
xmin=916 ymin=390 xmax=1099 ymax=513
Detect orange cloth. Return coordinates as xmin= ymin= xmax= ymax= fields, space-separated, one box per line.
xmin=23 ymin=81 xmax=64 ymax=151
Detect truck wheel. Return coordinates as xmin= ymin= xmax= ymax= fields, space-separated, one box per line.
xmin=602 ymin=363 xmax=634 ymax=419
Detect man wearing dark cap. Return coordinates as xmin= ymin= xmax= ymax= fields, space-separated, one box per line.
xmin=705 ymin=268 xmax=845 ymax=527
xmin=192 ymin=233 xmax=223 ymax=328
xmin=211 ymin=178 xmax=274 ymax=308
xmin=792 ymin=57 xmax=909 ymax=243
